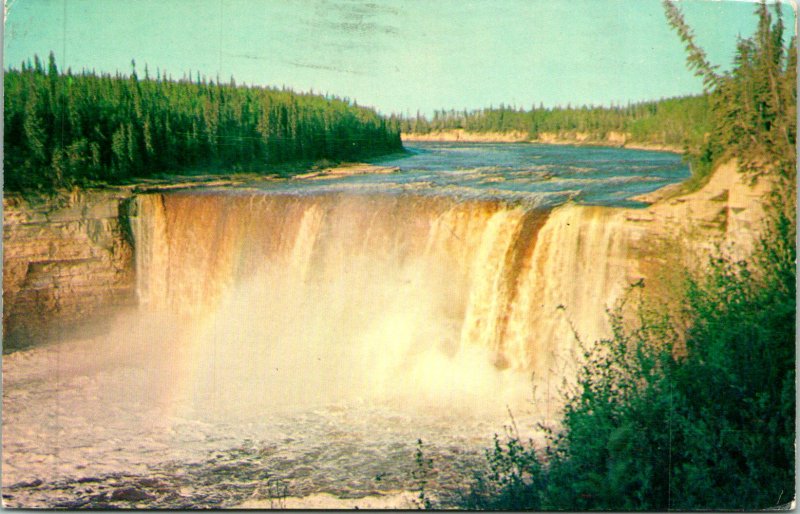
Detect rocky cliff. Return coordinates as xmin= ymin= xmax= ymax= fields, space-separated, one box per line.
xmin=624 ymin=160 xmax=772 ymax=273
xmin=3 ymin=190 xmax=136 ymax=349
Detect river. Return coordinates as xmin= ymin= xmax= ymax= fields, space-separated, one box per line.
xmin=2 ymin=143 xmax=687 ymax=508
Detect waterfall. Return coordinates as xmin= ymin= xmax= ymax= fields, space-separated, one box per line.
xmin=130 ymin=194 xmax=169 ymax=307
xmin=129 ymin=191 xmax=637 ymax=417
xmin=501 ymin=205 xmax=635 ymax=387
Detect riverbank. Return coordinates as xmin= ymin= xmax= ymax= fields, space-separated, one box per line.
xmin=63 ymin=161 xmax=402 ymax=193
xmin=401 ymin=129 xmax=684 ymax=153
xmin=292 ymin=163 xmax=400 ymax=180
xmin=401 ymin=130 xmax=530 ymax=143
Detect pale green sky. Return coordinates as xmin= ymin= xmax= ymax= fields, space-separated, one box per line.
xmin=3 ymin=0 xmax=796 ymax=115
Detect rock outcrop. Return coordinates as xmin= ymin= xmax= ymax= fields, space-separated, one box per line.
xmin=624 ymin=160 xmax=772 ymax=271
xmin=3 ymin=190 xmax=136 ymax=349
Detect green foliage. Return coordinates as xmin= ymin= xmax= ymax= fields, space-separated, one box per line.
xmin=663 ymin=0 xmax=721 ymax=90
xmin=665 ymin=0 xmax=797 ymax=185
xmin=668 ymin=245 xmax=795 ymax=508
xmin=458 ymin=431 xmax=545 ymax=510
xmin=401 ymin=96 xmax=711 ymax=150
xmin=546 ymin=223 xmax=794 ymax=509
xmin=541 ymin=297 xmax=679 ymax=511
xmin=3 ymin=53 xmax=403 ymax=193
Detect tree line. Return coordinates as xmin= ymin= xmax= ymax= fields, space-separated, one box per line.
xmin=3 ymin=54 xmax=403 ymax=192
xmin=401 ymin=95 xmax=712 ymax=148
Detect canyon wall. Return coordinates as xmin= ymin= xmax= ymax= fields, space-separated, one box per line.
xmin=2 ymin=190 xmax=136 ymax=349
xmin=623 ymin=160 xmax=772 ymax=272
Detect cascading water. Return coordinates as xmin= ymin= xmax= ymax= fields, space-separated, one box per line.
xmin=127 ymin=189 xmax=635 ymax=422
xmin=2 ymin=143 xmax=684 ymax=508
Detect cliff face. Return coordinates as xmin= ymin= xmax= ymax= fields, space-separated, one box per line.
xmin=3 ymin=190 xmax=136 ymax=349
xmin=623 ymin=160 xmax=772 ymax=269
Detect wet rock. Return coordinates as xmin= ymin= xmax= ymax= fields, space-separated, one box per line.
xmin=76 ymin=476 xmax=102 ymax=484
xmin=3 ymin=192 xmax=135 ymax=348
xmin=136 ymin=477 xmax=164 ymax=488
xmin=110 ymin=487 xmax=154 ymax=502
xmin=15 ymin=479 xmax=43 ymax=488
xmin=54 ymin=498 xmax=90 ymax=508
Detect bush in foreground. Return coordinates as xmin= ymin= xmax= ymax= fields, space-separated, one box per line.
xmin=457 ymin=199 xmax=794 ymax=510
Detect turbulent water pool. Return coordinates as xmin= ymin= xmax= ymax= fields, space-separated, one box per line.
xmin=3 ymin=334 xmax=515 ymax=508
xmin=2 ymin=143 xmax=687 ymax=508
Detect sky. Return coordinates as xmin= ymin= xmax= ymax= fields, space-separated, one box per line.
xmin=3 ymin=0 xmax=796 ymax=115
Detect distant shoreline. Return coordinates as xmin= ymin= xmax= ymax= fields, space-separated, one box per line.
xmin=401 ymin=129 xmax=684 ymax=154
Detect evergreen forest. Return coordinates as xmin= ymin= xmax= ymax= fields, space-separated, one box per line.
xmin=401 ymin=95 xmax=712 ymax=149
xmin=3 ymin=55 xmax=403 ymax=193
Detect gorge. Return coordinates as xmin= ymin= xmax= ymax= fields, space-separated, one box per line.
xmin=1 ymin=143 xmax=771 ymax=508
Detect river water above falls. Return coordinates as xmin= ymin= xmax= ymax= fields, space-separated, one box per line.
xmin=245 ymin=142 xmax=687 ymax=208
xmin=2 ymin=143 xmax=688 ymax=508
